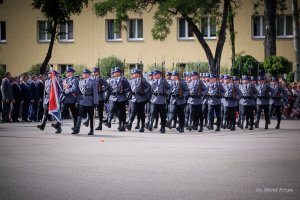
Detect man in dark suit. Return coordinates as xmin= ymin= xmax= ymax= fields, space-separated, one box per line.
xmin=1 ymin=72 xmax=13 ymax=122
xmin=11 ymin=76 xmax=22 ymax=122
xmin=36 ymin=75 xmax=45 ymax=121
xmin=20 ymin=75 xmax=32 ymax=122
xmin=29 ymin=75 xmax=39 ymax=121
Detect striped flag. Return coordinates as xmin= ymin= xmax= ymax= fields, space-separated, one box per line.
xmin=48 ymin=69 xmax=62 ymax=123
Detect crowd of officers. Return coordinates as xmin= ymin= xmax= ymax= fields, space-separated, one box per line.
xmin=0 ymin=66 xmax=287 ymax=135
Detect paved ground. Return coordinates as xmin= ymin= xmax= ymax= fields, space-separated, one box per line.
xmin=0 ymin=119 xmax=300 ymax=200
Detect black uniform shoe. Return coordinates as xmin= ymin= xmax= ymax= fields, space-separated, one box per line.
xmin=135 ymin=125 xmax=140 ymax=129
xmin=264 ymin=124 xmax=268 ymax=129
xmin=119 ymin=126 xmax=126 ymax=132
xmin=83 ymin=121 xmax=89 ymax=127
xmin=95 ymin=125 xmax=102 ymax=130
xmin=160 ymin=128 xmax=165 ymax=134
xmin=230 ymin=126 xmax=236 ymax=131
xmin=139 ymin=127 xmax=144 ymax=133
xmin=177 ymin=127 xmax=184 ymax=133
xmin=215 ymin=127 xmax=220 ymax=131
xmin=126 ymin=123 xmax=132 ymax=131
xmin=275 ymin=124 xmax=280 ymax=129
xmin=55 ymin=127 xmax=62 ymax=134
xmin=198 ymin=127 xmax=203 ymax=132
xmin=249 ymin=126 xmax=254 ymax=130
xmin=71 ymin=130 xmax=79 ymax=134
xmin=37 ymin=125 xmax=45 ymax=131
xmin=88 ymin=131 xmax=94 ymax=135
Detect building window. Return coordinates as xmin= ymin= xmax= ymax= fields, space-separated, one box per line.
xmin=0 ymin=21 xmax=6 ymax=42
xmin=277 ymin=15 xmax=293 ymax=38
xmin=128 ymin=19 xmax=143 ymax=41
xmin=38 ymin=21 xmax=51 ymax=42
xmin=59 ymin=21 xmax=73 ymax=42
xmin=0 ymin=64 xmax=6 ymax=72
xmin=200 ymin=17 xmax=216 ymax=39
xmin=0 ymin=0 xmax=3 ymax=4
xmin=252 ymin=16 xmax=265 ymax=38
xmin=178 ymin=18 xmax=194 ymax=40
xmin=58 ymin=64 xmax=73 ymax=74
xmin=106 ymin=19 xmax=121 ymax=41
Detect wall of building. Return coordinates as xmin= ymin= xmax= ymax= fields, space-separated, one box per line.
xmin=0 ymin=0 xmax=296 ymax=75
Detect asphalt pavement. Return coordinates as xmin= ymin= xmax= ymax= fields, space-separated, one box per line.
xmin=0 ymin=119 xmax=300 ymax=200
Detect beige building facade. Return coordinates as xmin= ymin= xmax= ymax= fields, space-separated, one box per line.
xmin=0 ymin=0 xmax=297 ymax=75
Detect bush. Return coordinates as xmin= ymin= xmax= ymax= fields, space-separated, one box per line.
xmin=231 ymin=55 xmax=261 ymax=77
xmin=263 ymin=55 xmax=291 ymax=76
xmin=25 ymin=64 xmax=50 ymax=75
xmin=0 ymin=67 xmax=5 ymax=80
xmin=97 ymin=56 xmax=125 ymax=78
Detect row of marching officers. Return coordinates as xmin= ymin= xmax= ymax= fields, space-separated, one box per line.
xmin=36 ymin=66 xmax=287 ymax=135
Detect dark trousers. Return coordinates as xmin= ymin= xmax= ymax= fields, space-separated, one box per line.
xmin=224 ymin=106 xmax=236 ymax=128
xmin=97 ymin=100 xmax=105 ymax=124
xmin=62 ymin=103 xmax=78 ymax=127
xmin=108 ymin=101 xmax=127 ymax=124
xmin=22 ymin=100 xmax=30 ymax=120
xmin=12 ymin=101 xmax=21 ymax=121
xmin=241 ymin=105 xmax=254 ymax=127
xmin=169 ymin=104 xmax=185 ymax=128
xmin=203 ymin=103 xmax=208 ymax=125
xmin=129 ymin=101 xmax=146 ymax=125
xmin=2 ymin=101 xmax=11 ymax=121
xmin=188 ymin=104 xmax=203 ymax=128
xmin=208 ymin=104 xmax=221 ymax=127
xmin=37 ymin=101 xmax=44 ymax=121
xmin=256 ymin=104 xmax=270 ymax=126
xmin=150 ymin=103 xmax=166 ymax=128
xmin=30 ymin=100 xmax=38 ymax=121
xmin=269 ymin=104 xmax=282 ymax=125
xmin=77 ymin=105 xmax=94 ymax=131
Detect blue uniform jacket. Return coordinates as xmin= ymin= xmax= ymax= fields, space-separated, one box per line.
xmin=62 ymin=76 xmax=79 ymax=104
xmin=222 ymin=83 xmax=242 ymax=107
xmin=169 ymin=80 xmax=189 ymax=105
xmin=256 ymin=83 xmax=273 ymax=105
xmin=78 ymin=78 xmax=98 ymax=106
xmin=94 ymin=76 xmax=109 ymax=102
xmin=108 ymin=76 xmax=131 ymax=102
xmin=129 ymin=77 xmax=151 ymax=103
xmin=239 ymin=83 xmax=258 ymax=106
xmin=207 ymin=82 xmax=225 ymax=105
xmin=150 ymin=78 xmax=172 ymax=104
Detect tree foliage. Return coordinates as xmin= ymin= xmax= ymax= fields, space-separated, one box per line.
xmin=97 ymin=56 xmax=125 ymax=78
xmin=32 ymin=0 xmax=90 ymax=74
xmin=94 ymin=0 xmax=230 ymax=75
xmin=231 ymin=55 xmax=261 ymax=77
xmin=263 ymin=55 xmax=291 ymax=76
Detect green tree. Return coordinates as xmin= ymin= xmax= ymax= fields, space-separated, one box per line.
xmin=231 ymin=55 xmax=261 ymax=77
xmin=94 ymin=0 xmax=231 ymax=75
xmin=263 ymin=55 xmax=291 ymax=76
xmin=98 ymin=56 xmax=125 ymax=78
xmin=32 ymin=0 xmax=90 ymax=74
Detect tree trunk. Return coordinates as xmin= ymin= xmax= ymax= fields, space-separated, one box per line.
xmin=264 ymin=0 xmax=277 ymax=57
xmin=40 ymin=20 xmax=58 ymax=74
xmin=185 ymin=17 xmax=214 ymax=71
xmin=214 ymin=0 xmax=230 ymax=76
xmin=292 ymin=0 xmax=300 ymax=82
xmin=228 ymin=1 xmax=236 ymax=66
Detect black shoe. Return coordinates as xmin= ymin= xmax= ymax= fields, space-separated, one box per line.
xmin=55 ymin=126 xmax=62 ymax=134
xmin=154 ymin=124 xmax=158 ymax=129
xmin=160 ymin=128 xmax=165 ymax=134
xmin=126 ymin=124 xmax=132 ymax=131
xmin=172 ymin=124 xmax=177 ymax=128
xmin=177 ymin=127 xmax=184 ymax=133
xmin=95 ymin=125 xmax=102 ymax=130
xmin=83 ymin=121 xmax=89 ymax=127
xmin=198 ymin=127 xmax=203 ymax=132
xmin=135 ymin=125 xmax=140 ymax=129
xmin=119 ymin=126 xmax=126 ymax=132
xmin=215 ymin=127 xmax=220 ymax=131
xmin=275 ymin=124 xmax=280 ymax=129
xmin=230 ymin=126 xmax=236 ymax=131
xmin=139 ymin=127 xmax=144 ymax=133
xmin=264 ymin=124 xmax=268 ymax=129
xmin=207 ymin=125 xmax=213 ymax=130
xmin=71 ymin=130 xmax=79 ymax=134
xmin=88 ymin=131 xmax=94 ymax=135
xmin=37 ymin=125 xmax=45 ymax=131
xmin=249 ymin=126 xmax=254 ymax=130
xmin=105 ymin=122 xmax=111 ymax=128
xmin=187 ymin=126 xmax=192 ymax=131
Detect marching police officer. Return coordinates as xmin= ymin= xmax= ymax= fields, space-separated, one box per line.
xmin=127 ymin=69 xmax=151 ymax=132
xmin=106 ymin=67 xmax=131 ymax=132
xmin=62 ymin=67 xmax=79 ymax=130
xmin=186 ymin=71 xmax=207 ymax=132
xmin=72 ymin=68 xmax=98 ymax=135
xmin=148 ymin=69 xmax=171 ymax=133
xmin=255 ymin=76 xmax=273 ymax=129
xmin=145 ymin=71 xmax=155 ymax=129
xmin=168 ymin=71 xmax=189 ymax=133
xmin=37 ymin=70 xmax=62 ymax=133
xmin=88 ymin=67 xmax=110 ymax=131
xmin=239 ymin=75 xmax=258 ymax=130
xmin=222 ymin=75 xmax=241 ymax=131
xmin=206 ymin=74 xmax=225 ymax=131
xmin=1 ymin=72 xmax=13 ymax=122
xmin=269 ymin=76 xmax=287 ymax=129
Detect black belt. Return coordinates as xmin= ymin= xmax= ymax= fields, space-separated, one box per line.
xmin=257 ymin=96 xmax=268 ymax=99
xmin=225 ymin=97 xmax=236 ymax=100
xmin=241 ymin=96 xmax=253 ymax=99
xmin=272 ymin=97 xmax=281 ymax=100
xmin=112 ymin=92 xmax=125 ymax=95
xmin=132 ymin=92 xmax=143 ymax=95
xmin=189 ymin=94 xmax=202 ymax=98
xmin=153 ymin=93 xmax=165 ymax=96
xmin=208 ymin=95 xmax=221 ymax=98
xmin=83 ymin=94 xmax=93 ymax=97
xmin=171 ymin=94 xmax=183 ymax=97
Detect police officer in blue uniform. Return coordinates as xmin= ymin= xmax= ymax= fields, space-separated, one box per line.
xmin=106 ymin=67 xmax=131 ymax=132
xmin=145 ymin=71 xmax=155 ymax=129
xmin=202 ymin=73 xmax=210 ymax=127
xmin=239 ymin=75 xmax=258 ymax=130
xmin=148 ymin=69 xmax=172 ymax=133
xmin=269 ymin=76 xmax=287 ymax=129
xmin=37 ymin=70 xmax=62 ymax=133
xmin=62 ymin=67 xmax=79 ymax=129
xmin=126 ymin=69 xmax=151 ymax=132
xmin=255 ymin=76 xmax=273 ymax=129
xmin=72 ymin=69 xmax=98 ymax=135
xmin=167 ymin=71 xmax=189 ymax=133
xmin=187 ymin=71 xmax=207 ymax=132
xmin=92 ymin=67 xmax=109 ymax=130
xmin=206 ymin=74 xmax=225 ymax=131
xmin=222 ymin=75 xmax=241 ymax=131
